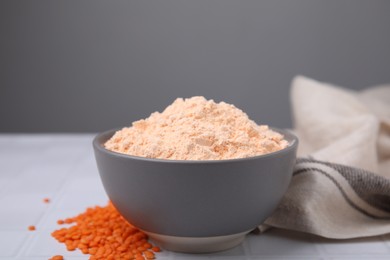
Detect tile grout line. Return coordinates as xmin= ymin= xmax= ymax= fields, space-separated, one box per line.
xmin=241 ymin=233 xmax=254 ymax=260
xmin=0 ymin=137 xmax=58 ymax=259
xmin=380 ymin=234 xmax=390 ymax=251
xmin=0 ymin=137 xmax=50 ymax=258
xmin=0 ymin=135 xmax=62 ymax=202
xmin=16 ymin=142 xmax=92 ymax=259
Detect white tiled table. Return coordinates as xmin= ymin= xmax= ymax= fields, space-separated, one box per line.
xmin=1 ymin=134 xmax=389 ymax=260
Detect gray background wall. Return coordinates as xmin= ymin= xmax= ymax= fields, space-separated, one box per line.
xmin=1 ymin=0 xmax=389 ymax=133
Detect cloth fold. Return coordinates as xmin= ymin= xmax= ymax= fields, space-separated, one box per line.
xmin=263 ymin=76 xmax=390 ymax=239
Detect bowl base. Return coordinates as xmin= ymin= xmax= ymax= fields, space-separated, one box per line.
xmin=143 ymin=230 xmax=251 ymax=253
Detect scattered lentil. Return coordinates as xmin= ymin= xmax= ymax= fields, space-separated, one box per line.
xmin=28 ymin=225 xmax=36 ymax=231
xmin=51 ymin=202 xmax=160 ymax=260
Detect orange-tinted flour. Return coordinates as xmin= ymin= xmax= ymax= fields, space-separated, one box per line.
xmin=105 ymin=96 xmax=288 ymax=160
xmin=51 ymin=202 xmax=160 ymax=260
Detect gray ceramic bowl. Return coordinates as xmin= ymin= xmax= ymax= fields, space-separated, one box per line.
xmin=93 ymin=128 xmax=298 ymax=253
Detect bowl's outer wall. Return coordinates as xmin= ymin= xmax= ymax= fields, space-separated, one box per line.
xmin=93 ymin=129 xmax=297 ymax=237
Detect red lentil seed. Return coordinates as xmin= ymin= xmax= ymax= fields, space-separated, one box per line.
xmin=51 ymin=202 xmax=161 ymax=259
xmin=28 ymin=225 xmax=36 ymax=231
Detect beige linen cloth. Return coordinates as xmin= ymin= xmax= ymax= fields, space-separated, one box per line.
xmin=263 ymin=76 xmax=390 ymax=239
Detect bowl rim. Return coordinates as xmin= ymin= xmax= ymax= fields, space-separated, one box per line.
xmin=93 ymin=127 xmax=298 ymax=164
